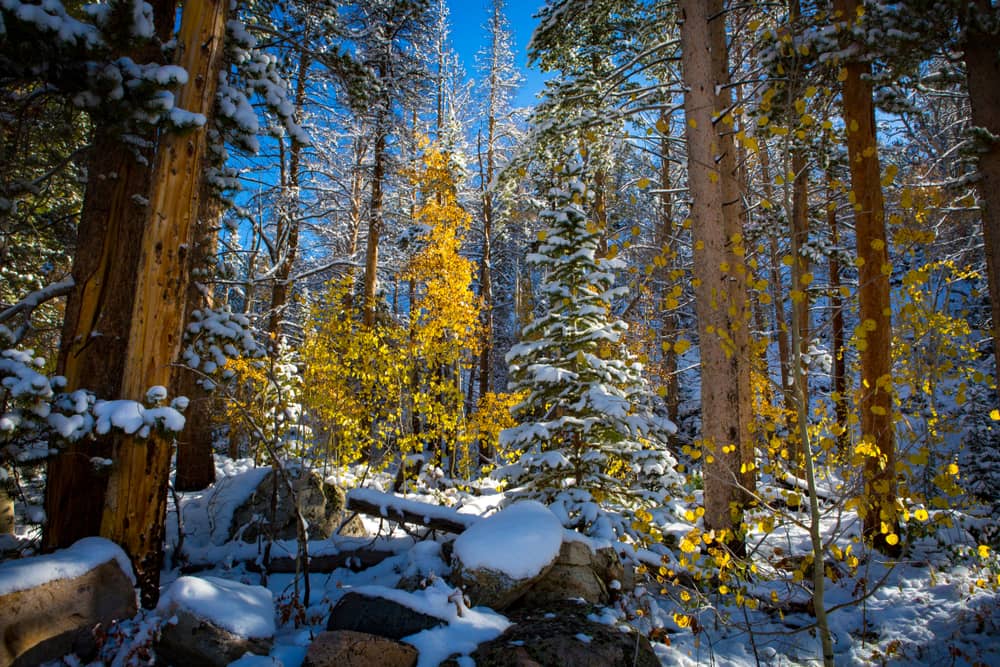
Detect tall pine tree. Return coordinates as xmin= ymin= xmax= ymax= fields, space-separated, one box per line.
xmin=499 ymin=152 xmax=679 ymax=542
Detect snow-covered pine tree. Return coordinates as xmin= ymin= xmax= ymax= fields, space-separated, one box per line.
xmin=498 ymin=152 xmax=680 ymax=542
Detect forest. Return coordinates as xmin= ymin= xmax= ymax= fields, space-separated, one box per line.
xmin=1 ymin=0 xmax=999 ymax=665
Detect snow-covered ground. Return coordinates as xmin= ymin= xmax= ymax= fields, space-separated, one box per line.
xmin=4 ymin=453 xmax=999 ymax=666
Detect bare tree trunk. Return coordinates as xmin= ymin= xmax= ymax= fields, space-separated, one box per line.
xmin=43 ymin=0 xmax=176 ymax=551
xmin=174 ymin=191 xmax=224 ymax=492
xmin=759 ymin=141 xmax=793 ymax=407
xmin=963 ymin=0 xmax=1000 ymax=405
xmin=833 ymin=0 xmax=897 ymax=553
xmin=100 ymin=0 xmax=228 ymax=607
xmin=827 ymin=180 xmax=848 ymax=449
xmin=680 ymin=0 xmax=753 ymax=549
xmin=363 ymin=130 xmax=386 ymax=328
xmin=656 ymin=126 xmax=679 ymax=424
xmin=267 ymin=47 xmax=309 ymax=346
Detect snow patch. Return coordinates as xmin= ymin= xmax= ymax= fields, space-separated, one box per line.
xmin=453 ymin=501 xmax=562 ymax=579
xmin=0 ymin=537 xmax=134 ymax=596
xmin=157 ymin=576 xmax=275 ymax=638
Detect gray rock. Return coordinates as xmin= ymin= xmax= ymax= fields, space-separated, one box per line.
xmin=469 ymin=601 xmax=658 ymax=667
xmin=155 ymin=609 xmax=273 ymax=667
xmin=303 ymin=630 xmax=418 ymax=667
xmin=326 ymin=591 xmax=446 ymax=640
xmin=0 ymin=539 xmax=137 ymax=667
xmin=230 ymin=467 xmax=365 ymax=542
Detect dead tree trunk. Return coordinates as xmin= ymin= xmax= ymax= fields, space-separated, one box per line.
xmin=100 ymin=0 xmax=228 ymax=607
xmin=43 ymin=0 xmax=177 ymax=551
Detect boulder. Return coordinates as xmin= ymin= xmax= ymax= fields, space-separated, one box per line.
xmin=303 ymin=630 xmax=418 ymax=667
xmin=450 ymin=502 xmax=563 ymax=610
xmin=229 ymin=467 xmax=365 ymax=542
xmin=155 ymin=576 xmax=274 ymax=667
xmin=519 ymin=540 xmax=628 ymax=606
xmin=468 ymin=602 xmax=658 ymax=667
xmin=0 ymin=537 xmax=137 ymax=667
xmin=326 ymin=590 xmax=446 ymax=640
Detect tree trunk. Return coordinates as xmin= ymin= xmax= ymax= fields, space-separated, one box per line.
xmin=963 ymin=0 xmax=1000 ymax=405
xmin=827 ymin=181 xmax=848 ymax=449
xmin=43 ymin=0 xmax=177 ymax=551
xmin=834 ymin=0 xmax=897 ymax=553
xmin=100 ymin=0 xmax=228 ymax=608
xmin=267 ymin=47 xmax=309 ymax=346
xmin=680 ymin=0 xmax=753 ymax=548
xmin=656 ymin=126 xmax=679 ymax=424
xmin=363 ymin=130 xmax=386 ymax=328
xmin=173 ymin=191 xmax=224 ymax=492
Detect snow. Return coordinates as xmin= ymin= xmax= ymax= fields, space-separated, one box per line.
xmin=347 ymin=488 xmax=480 ymax=530
xmin=157 ymin=576 xmax=275 ymax=639
xmin=344 ymin=580 xmax=510 ymax=667
xmin=452 ymin=501 xmax=563 ymax=579
xmin=0 ymin=537 xmax=134 ymax=596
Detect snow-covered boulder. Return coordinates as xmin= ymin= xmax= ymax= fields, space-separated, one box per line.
xmin=0 ymin=537 xmax=136 ymax=666
xmin=450 ymin=501 xmax=563 ymax=609
xmin=303 ymin=630 xmax=417 ymax=667
xmin=469 ymin=601 xmax=658 ymax=667
xmin=326 ymin=589 xmax=447 ymax=640
xmin=229 ymin=467 xmax=365 ymax=542
xmin=155 ymin=576 xmax=274 ymax=667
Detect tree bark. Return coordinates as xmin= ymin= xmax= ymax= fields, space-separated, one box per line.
xmin=363 ymin=130 xmax=386 ymax=328
xmin=100 ymin=0 xmax=228 ymax=608
xmin=833 ymin=0 xmax=897 ymax=553
xmin=267 ymin=46 xmax=309 ymax=346
xmin=173 ymin=191 xmax=224 ymax=492
xmin=43 ymin=0 xmax=177 ymax=551
xmin=963 ymin=0 xmax=1000 ymax=405
xmin=680 ymin=0 xmax=754 ymax=548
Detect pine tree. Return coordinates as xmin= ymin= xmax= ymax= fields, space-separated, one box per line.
xmin=499 ymin=152 xmax=679 ymax=542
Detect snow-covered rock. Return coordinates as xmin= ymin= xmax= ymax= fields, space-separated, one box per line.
xmin=450 ymin=501 xmax=563 ymax=609
xmin=326 ymin=589 xmax=447 ymax=640
xmin=229 ymin=467 xmax=364 ymax=542
xmin=520 ymin=538 xmax=626 ymax=606
xmin=302 ymin=630 xmax=417 ymax=667
xmin=155 ymin=576 xmax=274 ymax=667
xmin=0 ymin=537 xmax=136 ymax=666
xmin=469 ymin=601 xmax=659 ymax=667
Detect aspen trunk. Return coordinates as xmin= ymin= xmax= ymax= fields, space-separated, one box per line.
xmin=100 ymin=0 xmax=228 ymax=607
xmin=680 ymin=0 xmax=753 ymax=548
xmin=833 ymin=0 xmax=897 ymax=552
xmin=43 ymin=0 xmax=177 ymax=551
xmin=963 ymin=0 xmax=1000 ymax=405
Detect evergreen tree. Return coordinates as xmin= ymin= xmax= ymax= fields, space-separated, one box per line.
xmin=499 ymin=152 xmax=679 ymax=542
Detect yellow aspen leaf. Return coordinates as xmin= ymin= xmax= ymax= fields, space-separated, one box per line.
xmin=688 ymin=118 xmax=697 ymax=128
xmin=637 ymin=177 xmax=651 ymax=189
xmin=674 ymin=339 xmax=692 ymax=354
xmin=838 ymin=68 xmax=848 ymax=82
xmin=885 ymin=533 xmax=899 ymax=546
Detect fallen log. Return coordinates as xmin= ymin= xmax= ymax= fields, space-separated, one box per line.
xmin=345 ymin=488 xmax=479 ymax=534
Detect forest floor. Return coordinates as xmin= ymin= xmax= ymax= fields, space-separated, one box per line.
xmin=6 ymin=453 xmax=1000 ymax=666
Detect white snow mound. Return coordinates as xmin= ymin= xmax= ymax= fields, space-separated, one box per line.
xmin=0 ymin=536 xmax=135 ymax=596
xmin=157 ymin=575 xmax=275 ymax=638
xmin=453 ymin=500 xmax=563 ymax=580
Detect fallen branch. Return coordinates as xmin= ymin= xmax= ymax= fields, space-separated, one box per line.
xmin=346 ymin=488 xmax=479 ymax=534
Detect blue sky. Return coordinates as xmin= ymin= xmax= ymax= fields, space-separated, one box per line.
xmin=445 ymin=0 xmax=548 ymax=108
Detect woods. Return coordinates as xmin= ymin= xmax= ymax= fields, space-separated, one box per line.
xmin=1 ymin=0 xmax=1000 ymax=665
